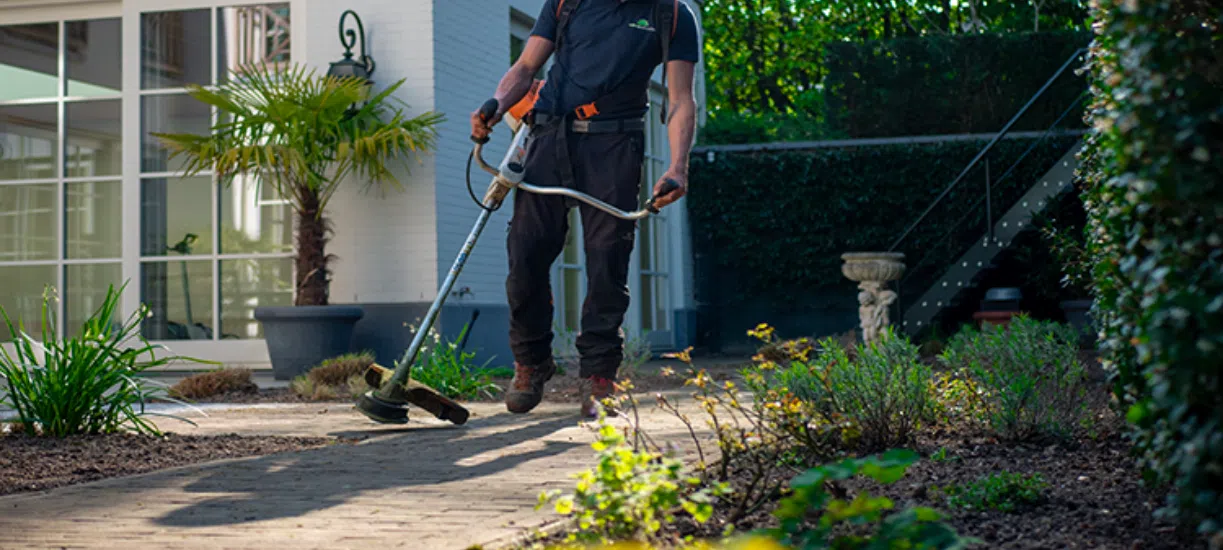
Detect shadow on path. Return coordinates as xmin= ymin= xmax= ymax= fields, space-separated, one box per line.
xmin=153 ymin=411 xmax=583 ymax=527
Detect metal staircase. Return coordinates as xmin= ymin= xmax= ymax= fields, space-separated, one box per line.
xmin=900 ymin=142 xmax=1082 ymax=332
xmin=886 ymin=47 xmax=1091 ymax=336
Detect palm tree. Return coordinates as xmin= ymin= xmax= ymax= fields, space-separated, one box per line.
xmin=153 ymin=62 xmax=444 ymax=306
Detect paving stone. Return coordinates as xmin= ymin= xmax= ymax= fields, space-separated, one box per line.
xmin=0 ymin=392 xmax=715 ymax=550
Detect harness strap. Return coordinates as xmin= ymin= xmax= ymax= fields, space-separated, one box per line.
xmin=563 ymin=0 xmax=678 ymax=125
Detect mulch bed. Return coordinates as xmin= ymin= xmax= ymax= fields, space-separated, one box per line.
xmin=0 ymin=431 xmax=338 ymax=497
xmin=532 ymin=370 xmax=1211 ymax=549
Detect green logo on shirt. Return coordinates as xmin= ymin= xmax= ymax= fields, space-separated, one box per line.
xmin=629 ymin=18 xmax=654 ymax=31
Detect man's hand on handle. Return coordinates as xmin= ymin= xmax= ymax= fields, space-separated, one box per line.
xmin=652 ymin=169 xmax=687 ymax=210
xmin=470 ymin=106 xmax=502 ymax=143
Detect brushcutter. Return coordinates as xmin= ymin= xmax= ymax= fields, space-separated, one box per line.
xmin=355 ymin=85 xmax=680 ymax=426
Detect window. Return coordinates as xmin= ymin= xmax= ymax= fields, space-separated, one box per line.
xmin=0 ymin=18 xmax=123 ymax=340
xmin=137 ymin=4 xmax=294 ymax=341
xmin=638 ymin=94 xmax=670 ymax=335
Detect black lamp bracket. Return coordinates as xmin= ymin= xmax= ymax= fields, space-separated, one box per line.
xmin=338 ymin=9 xmax=376 ymax=76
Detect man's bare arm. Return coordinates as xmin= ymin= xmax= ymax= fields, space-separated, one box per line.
xmin=471 ymin=36 xmax=553 ymax=139
xmin=665 ymin=60 xmax=697 ymax=174
xmin=652 ymin=59 xmax=697 ymax=209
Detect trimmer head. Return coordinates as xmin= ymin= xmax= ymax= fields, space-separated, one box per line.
xmin=356 ymin=364 xmax=471 ymax=426
xmin=355 ymin=390 xmax=410 ymax=424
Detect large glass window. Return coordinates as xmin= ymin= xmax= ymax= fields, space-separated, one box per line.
xmin=138 ymin=3 xmax=294 ymax=341
xmin=0 ymin=18 xmax=122 ymax=340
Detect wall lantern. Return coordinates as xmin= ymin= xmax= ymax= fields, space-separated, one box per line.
xmin=327 ymin=9 xmax=376 ymax=113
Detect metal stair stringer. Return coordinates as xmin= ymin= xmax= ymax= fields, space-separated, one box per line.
xmin=901 ymin=142 xmax=1083 ymax=334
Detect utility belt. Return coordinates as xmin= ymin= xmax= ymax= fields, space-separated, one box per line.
xmin=526 ymin=111 xmax=646 ymax=134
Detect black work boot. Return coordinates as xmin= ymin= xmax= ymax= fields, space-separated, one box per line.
xmin=580 ymin=376 xmax=619 ymax=419
xmin=505 ymin=358 xmax=557 ymax=414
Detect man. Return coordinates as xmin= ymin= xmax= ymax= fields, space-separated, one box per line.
xmin=470 ymin=0 xmax=700 ymax=418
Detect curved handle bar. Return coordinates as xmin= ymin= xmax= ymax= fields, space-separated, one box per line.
xmin=472 ymin=140 xmax=678 ymax=221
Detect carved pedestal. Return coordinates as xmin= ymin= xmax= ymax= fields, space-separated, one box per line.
xmin=841 ymin=252 xmax=906 ymax=345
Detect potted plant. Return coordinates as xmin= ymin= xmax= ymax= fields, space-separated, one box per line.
xmin=154 ymin=63 xmax=443 ymax=380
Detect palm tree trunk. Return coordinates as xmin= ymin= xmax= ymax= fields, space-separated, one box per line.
xmin=295 ymin=190 xmax=331 ymax=306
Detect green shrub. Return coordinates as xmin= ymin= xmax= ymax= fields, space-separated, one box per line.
xmin=939 ymin=316 xmax=1089 ymax=440
xmin=403 ymin=321 xmax=500 ymax=401
xmin=763 ymin=449 xmax=979 ymax=549
xmin=688 ymin=135 xmax=1083 ymax=311
xmin=1079 ymin=0 xmax=1223 ymax=539
xmin=935 ymin=471 xmax=1048 ymax=513
xmin=0 ymin=283 xmax=210 ymax=437
xmin=537 ymin=421 xmax=731 ymax=546
xmin=749 ymin=328 xmax=934 ymax=452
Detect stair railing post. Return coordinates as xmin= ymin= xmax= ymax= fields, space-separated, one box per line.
xmin=985 ymin=159 xmax=993 ymax=242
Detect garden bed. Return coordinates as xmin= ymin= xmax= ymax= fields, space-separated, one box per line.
xmin=667 ymin=405 xmax=1204 ymax=549
xmin=0 ymin=430 xmax=338 ymax=497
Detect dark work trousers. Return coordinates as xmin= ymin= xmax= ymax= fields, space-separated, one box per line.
xmin=505 ymin=119 xmax=645 ymax=380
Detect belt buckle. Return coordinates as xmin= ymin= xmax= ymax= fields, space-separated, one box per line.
xmin=571 ymin=119 xmax=590 ymax=133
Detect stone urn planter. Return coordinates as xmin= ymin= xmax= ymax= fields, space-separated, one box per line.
xmin=842 ymin=252 xmax=906 ymax=344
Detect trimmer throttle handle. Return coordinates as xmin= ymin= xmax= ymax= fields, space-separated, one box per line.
xmin=471 ymin=98 xmax=500 ymax=144
xmin=646 ymin=178 xmax=681 ymax=214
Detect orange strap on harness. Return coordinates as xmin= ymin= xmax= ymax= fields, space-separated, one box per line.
xmin=508 ymin=79 xmax=545 ymax=122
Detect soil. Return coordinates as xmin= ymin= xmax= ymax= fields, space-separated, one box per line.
xmin=0 ymin=431 xmax=338 ymax=497
xmin=531 ymin=374 xmax=1212 ymax=550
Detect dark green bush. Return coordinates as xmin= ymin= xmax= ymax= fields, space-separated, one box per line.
xmin=687 ymin=135 xmax=1082 ymax=308
xmin=939 ymin=316 xmax=1089 ymax=441
xmin=1079 ymin=0 xmax=1223 ymax=539
xmin=824 ymin=31 xmax=1091 ymax=138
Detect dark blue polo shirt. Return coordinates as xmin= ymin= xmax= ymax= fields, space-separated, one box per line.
xmin=529 ymin=0 xmax=700 ymax=120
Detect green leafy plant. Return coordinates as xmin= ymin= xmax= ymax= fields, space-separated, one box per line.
xmin=153 ymin=62 xmax=443 ymax=306
xmin=0 ymin=283 xmax=211 ymax=437
xmin=404 ymin=320 xmax=500 ymax=401
xmin=537 ymin=421 xmax=731 ymax=546
xmin=1077 ymin=0 xmax=1223 ymax=539
xmin=748 ymin=327 xmax=934 ymax=452
xmin=927 ymin=371 xmax=986 ymax=427
xmin=939 ymin=316 xmax=1088 ymax=440
xmin=763 ymin=449 xmax=978 ymax=550
xmin=934 ymin=471 xmax=1048 ymax=513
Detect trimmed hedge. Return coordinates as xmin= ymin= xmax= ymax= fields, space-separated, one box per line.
xmin=824 ymin=31 xmax=1092 ymax=138
xmin=687 ymin=134 xmax=1083 ymax=310
xmin=1079 ymin=0 xmax=1223 ymax=540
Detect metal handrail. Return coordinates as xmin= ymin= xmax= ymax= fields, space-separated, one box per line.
xmin=896 ymin=89 xmax=1090 ymax=289
xmin=887 ymin=47 xmax=1088 ymax=253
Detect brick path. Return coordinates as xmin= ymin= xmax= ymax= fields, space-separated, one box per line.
xmin=0 ymin=394 xmax=716 ymax=550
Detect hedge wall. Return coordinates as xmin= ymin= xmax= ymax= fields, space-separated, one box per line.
xmin=824 ymin=31 xmax=1092 ymax=138
xmin=687 ymin=134 xmax=1083 ymax=319
xmin=1079 ymin=0 xmax=1222 ymax=540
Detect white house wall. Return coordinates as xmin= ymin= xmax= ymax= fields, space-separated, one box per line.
xmin=308 ymin=0 xmax=439 ymax=305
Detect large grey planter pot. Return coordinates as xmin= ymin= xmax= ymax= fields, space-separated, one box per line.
xmin=254 ymin=305 xmax=365 ymax=381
